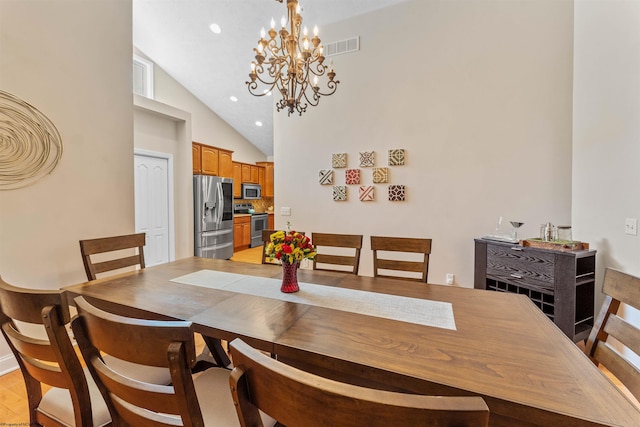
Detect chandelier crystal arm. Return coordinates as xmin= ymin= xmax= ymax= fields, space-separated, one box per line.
xmin=245 ymin=0 xmax=339 ymax=116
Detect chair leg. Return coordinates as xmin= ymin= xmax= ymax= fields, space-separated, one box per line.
xmin=202 ymin=335 xmax=232 ymax=368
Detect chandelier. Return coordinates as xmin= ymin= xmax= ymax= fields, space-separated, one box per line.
xmin=246 ymin=0 xmax=339 ymax=116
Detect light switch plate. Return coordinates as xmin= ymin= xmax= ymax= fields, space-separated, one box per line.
xmin=281 ymin=207 xmax=291 ymax=216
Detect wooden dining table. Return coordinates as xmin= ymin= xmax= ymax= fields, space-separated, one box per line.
xmin=62 ymin=257 xmax=640 ymax=426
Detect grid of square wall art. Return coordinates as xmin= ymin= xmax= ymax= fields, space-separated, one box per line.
xmin=319 ymin=150 xmax=406 ymax=202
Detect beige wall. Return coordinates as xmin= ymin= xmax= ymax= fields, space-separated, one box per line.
xmin=0 ymin=0 xmax=134 ymax=369
xmin=573 ymin=0 xmax=640 ymax=365
xmin=274 ymin=0 xmax=574 ymax=286
xmin=149 ymin=56 xmax=267 ymax=164
xmin=134 ymin=95 xmax=193 ymax=260
xmin=131 ymin=52 xmax=270 ymax=261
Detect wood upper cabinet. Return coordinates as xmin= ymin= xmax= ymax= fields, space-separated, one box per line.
xmin=234 ymin=160 xmax=274 ymax=191
xmin=232 ymin=162 xmax=242 ymax=198
xmin=218 ymin=149 xmax=233 ymax=178
xmin=241 ymin=164 xmax=251 ymax=183
xmin=201 ymin=145 xmax=219 ymax=176
xmin=250 ymin=166 xmax=259 ymax=184
xmin=192 ymin=143 xmax=202 ymax=174
xmin=257 ymin=166 xmax=265 ymax=189
xmin=193 ymin=142 xmax=234 ymax=177
xmin=256 ymin=161 xmax=274 ymax=198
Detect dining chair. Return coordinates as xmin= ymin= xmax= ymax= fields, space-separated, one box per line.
xmin=228 ymin=338 xmax=489 ymax=427
xmin=80 ymin=232 xmax=231 ymax=369
xmin=261 ymin=229 xmax=277 ymax=264
xmin=79 ymin=233 xmax=146 ymax=281
xmin=584 ymin=268 xmax=640 ymax=402
xmin=71 ymin=296 xmax=275 ymax=427
xmin=370 ymin=236 xmax=432 ymax=282
xmin=0 ymin=277 xmax=112 ymax=427
xmin=311 ymin=232 xmax=363 ymax=274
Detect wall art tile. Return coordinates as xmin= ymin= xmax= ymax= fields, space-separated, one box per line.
xmin=345 ymin=169 xmax=360 ymax=185
xmin=372 ymin=167 xmax=388 ymax=183
xmin=388 ymin=149 xmax=406 ymax=166
xmin=319 ymin=169 xmax=333 ymax=185
xmin=359 ymin=151 xmax=375 ymax=167
xmin=332 ymin=153 xmax=347 ymax=168
xmin=388 ymin=185 xmax=406 ymax=201
xmin=359 ymin=186 xmax=375 ymax=201
xmin=333 ymin=186 xmax=348 ymax=201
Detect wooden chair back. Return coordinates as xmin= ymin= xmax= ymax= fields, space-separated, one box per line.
xmin=79 ymin=233 xmax=146 ymax=280
xmin=311 ymin=232 xmax=363 ymax=274
xmin=228 ymin=338 xmax=489 ymax=427
xmin=261 ymin=230 xmax=306 ymax=265
xmin=261 ymin=229 xmax=276 ymax=264
xmin=370 ymin=236 xmax=432 ymax=282
xmin=71 ymin=296 xmax=204 ymax=427
xmin=0 ymin=278 xmax=100 ymax=427
xmin=585 ymin=268 xmax=640 ymax=401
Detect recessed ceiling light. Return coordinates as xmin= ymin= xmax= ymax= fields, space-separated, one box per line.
xmin=229 ymin=96 xmax=238 ymax=102
xmin=209 ymin=23 xmax=222 ymax=34
xmin=255 ymin=121 xmax=263 ymax=127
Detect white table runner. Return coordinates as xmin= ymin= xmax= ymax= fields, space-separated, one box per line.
xmin=171 ymin=270 xmax=456 ymax=330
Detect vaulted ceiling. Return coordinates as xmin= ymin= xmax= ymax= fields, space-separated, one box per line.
xmin=132 ymin=0 xmax=410 ymax=156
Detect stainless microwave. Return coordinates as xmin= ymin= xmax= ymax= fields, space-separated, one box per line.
xmin=241 ymin=183 xmax=261 ymax=200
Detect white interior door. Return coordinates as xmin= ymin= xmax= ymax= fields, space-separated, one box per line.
xmin=134 ymin=152 xmax=173 ymax=266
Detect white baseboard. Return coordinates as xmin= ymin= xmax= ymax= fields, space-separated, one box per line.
xmin=0 ymin=353 xmax=19 ymax=376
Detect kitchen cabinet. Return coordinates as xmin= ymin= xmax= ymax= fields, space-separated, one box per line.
xmin=201 ymin=145 xmax=219 ymax=175
xmin=192 ymin=143 xmax=202 ymax=174
xmin=258 ymin=166 xmax=265 ymax=189
xmin=238 ymin=162 xmax=261 ymax=184
xmin=232 ymin=162 xmax=242 ymax=198
xmin=234 ymin=216 xmax=251 ymax=250
xmin=250 ymin=165 xmax=259 ymax=184
xmin=256 ymin=161 xmax=274 ymax=198
xmin=192 ymin=142 xmax=234 ymax=177
xmin=474 ymin=239 xmax=596 ymax=342
xmin=268 ymin=213 xmax=274 ymax=229
xmin=218 ymin=148 xmax=233 ymax=178
xmin=241 ymin=164 xmax=251 ymax=183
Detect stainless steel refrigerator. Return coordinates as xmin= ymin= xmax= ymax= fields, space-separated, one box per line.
xmin=194 ymin=175 xmax=234 ymax=259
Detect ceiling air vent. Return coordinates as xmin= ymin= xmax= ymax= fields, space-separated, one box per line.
xmin=325 ymin=36 xmax=359 ymax=57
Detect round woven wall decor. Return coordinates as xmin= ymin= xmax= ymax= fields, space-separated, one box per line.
xmin=0 ymin=90 xmax=63 ymax=190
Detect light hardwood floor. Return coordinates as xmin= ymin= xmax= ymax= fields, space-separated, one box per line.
xmin=230 ymin=245 xmax=263 ymax=264
xmin=1 ymin=246 xmax=637 ymax=423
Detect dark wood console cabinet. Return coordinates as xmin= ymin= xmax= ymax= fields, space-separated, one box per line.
xmin=474 ymin=238 xmax=596 ymax=342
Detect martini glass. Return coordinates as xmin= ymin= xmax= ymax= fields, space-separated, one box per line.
xmin=510 ymin=221 xmax=524 ymax=242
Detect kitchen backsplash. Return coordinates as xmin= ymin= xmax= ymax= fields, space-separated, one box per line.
xmin=236 ymin=197 xmax=274 ymax=213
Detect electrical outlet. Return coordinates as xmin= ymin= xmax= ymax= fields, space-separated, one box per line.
xmin=446 ymin=274 xmax=454 ymax=285
xmin=625 ymin=218 xmax=637 ymax=235
xmin=281 ymin=207 xmax=291 ymax=216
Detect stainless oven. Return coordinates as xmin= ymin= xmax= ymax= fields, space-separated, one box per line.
xmin=250 ymin=213 xmax=269 ymax=248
